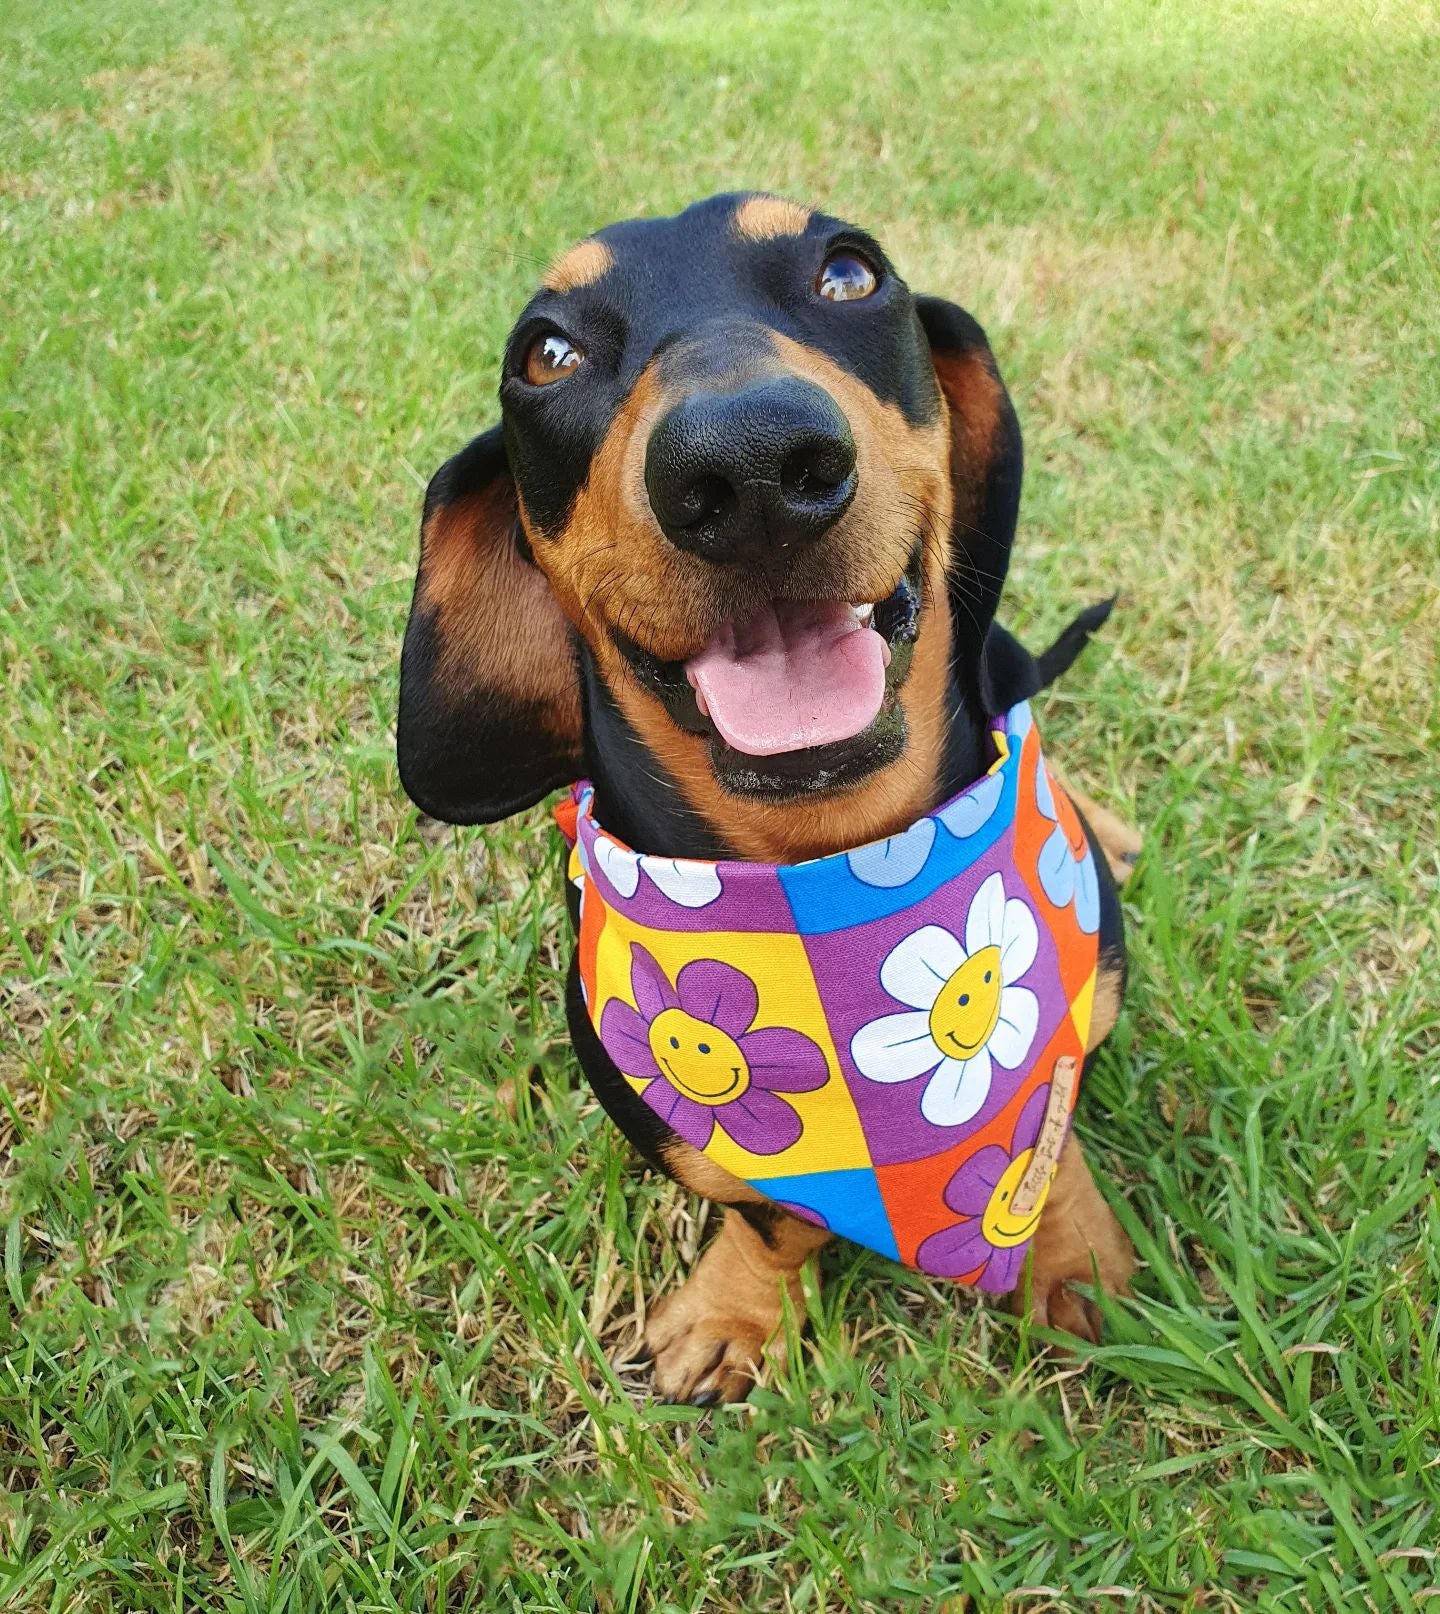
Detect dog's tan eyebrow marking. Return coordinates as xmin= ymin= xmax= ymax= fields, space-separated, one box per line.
xmin=541 ymin=237 xmax=615 ymax=293
xmin=731 ymin=195 xmax=812 ymax=241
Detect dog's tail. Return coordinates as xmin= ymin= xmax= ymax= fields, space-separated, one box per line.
xmin=1034 ymin=595 xmax=1116 ymax=690
xmin=981 ymin=596 xmax=1117 ymax=711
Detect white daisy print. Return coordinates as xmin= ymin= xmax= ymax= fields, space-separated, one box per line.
xmin=591 ymin=836 xmax=642 ymax=898
xmin=589 ymin=837 xmax=723 ymax=908
xmin=849 ymin=871 xmax=1040 ymax=1127
xmin=644 ymin=857 xmax=723 ymax=908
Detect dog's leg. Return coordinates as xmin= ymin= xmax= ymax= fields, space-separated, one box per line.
xmin=642 ymin=1202 xmax=831 ymax=1404
xmin=1086 ymin=954 xmax=1125 ymax=1055
xmin=569 ymin=973 xmax=830 ymax=1403
xmin=1009 ymin=1134 xmax=1135 ymax=1341
xmin=1007 ymin=953 xmax=1136 ymax=1340
xmin=1054 ymin=770 xmax=1143 ymax=884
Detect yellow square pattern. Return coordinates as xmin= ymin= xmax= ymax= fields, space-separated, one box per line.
xmin=592 ymin=901 xmax=873 ymax=1179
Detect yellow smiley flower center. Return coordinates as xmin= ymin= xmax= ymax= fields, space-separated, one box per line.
xmin=648 ymin=1007 xmax=750 ymax=1106
xmin=928 ymin=944 xmax=1003 ymax=1059
xmin=984 ymin=1149 xmax=1050 ymax=1247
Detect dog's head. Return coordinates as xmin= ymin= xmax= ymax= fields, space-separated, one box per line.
xmin=398 ymin=193 xmax=1022 ymax=850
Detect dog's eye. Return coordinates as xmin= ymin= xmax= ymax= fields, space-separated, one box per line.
xmin=816 ymin=252 xmax=878 ymax=302
xmin=524 ymin=332 xmax=585 ymax=386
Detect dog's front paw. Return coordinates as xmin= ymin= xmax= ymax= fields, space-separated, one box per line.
xmin=642 ymin=1283 xmax=776 ymax=1405
xmin=633 ymin=1207 xmax=828 ymax=1404
xmin=1009 ymin=1136 xmax=1135 ymax=1344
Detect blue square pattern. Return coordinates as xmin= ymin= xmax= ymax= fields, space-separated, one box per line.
xmin=747 ymin=1166 xmax=901 ymax=1262
xmin=776 ymin=737 xmax=1020 ymax=935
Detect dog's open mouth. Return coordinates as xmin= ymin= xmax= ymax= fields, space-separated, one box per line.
xmin=615 ymin=543 xmax=924 ymax=796
xmin=686 ymin=595 xmax=893 ymax=755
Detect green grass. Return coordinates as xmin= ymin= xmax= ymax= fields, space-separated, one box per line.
xmin=3 ymin=0 xmax=1438 ymax=1606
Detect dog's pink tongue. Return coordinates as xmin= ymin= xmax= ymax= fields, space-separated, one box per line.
xmin=685 ymin=601 xmax=888 ymax=757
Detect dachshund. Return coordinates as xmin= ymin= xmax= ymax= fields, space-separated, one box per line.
xmin=397 ymin=193 xmax=1141 ymax=1404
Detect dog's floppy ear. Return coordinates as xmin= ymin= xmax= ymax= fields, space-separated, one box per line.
xmin=915 ymin=296 xmax=1025 ymax=712
xmin=397 ymin=426 xmax=582 ymax=824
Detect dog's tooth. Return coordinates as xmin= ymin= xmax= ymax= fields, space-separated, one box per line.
xmin=684 ymin=664 xmax=709 ymax=716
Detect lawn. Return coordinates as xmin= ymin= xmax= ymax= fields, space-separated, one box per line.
xmin=2 ymin=0 xmax=1438 ymax=1606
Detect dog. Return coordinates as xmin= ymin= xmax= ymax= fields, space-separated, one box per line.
xmin=397 ymin=193 xmax=1141 ymax=1404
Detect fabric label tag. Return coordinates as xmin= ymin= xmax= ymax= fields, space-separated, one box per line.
xmin=1011 ymin=1055 xmax=1077 ymax=1217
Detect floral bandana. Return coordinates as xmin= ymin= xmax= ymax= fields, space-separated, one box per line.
xmin=554 ymin=701 xmax=1101 ymax=1292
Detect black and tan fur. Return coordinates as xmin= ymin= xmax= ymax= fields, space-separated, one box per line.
xmin=398 ymin=194 xmax=1140 ymax=1402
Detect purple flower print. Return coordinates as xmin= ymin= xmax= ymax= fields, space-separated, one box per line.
xmin=599 ymin=945 xmax=829 ymax=1155
xmin=916 ymin=1085 xmax=1053 ymax=1293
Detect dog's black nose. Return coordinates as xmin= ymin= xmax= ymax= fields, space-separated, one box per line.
xmin=644 ymin=377 xmax=857 ymax=562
